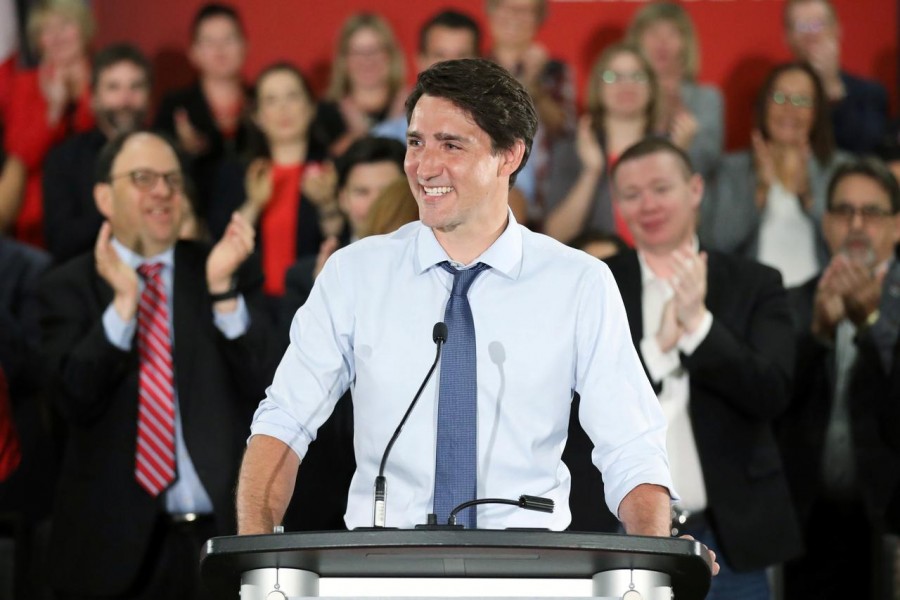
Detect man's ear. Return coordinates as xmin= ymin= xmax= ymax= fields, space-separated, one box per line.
xmin=498 ymin=139 xmax=526 ymax=178
xmin=94 ymin=183 xmax=113 ymax=219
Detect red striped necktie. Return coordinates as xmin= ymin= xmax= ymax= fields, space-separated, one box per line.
xmin=135 ymin=263 xmax=176 ymax=496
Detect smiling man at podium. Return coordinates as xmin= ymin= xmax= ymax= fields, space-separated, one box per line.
xmin=237 ymin=58 xmax=678 ymax=539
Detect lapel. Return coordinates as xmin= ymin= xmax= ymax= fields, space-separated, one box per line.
xmin=701 ymin=248 xmax=724 ymax=319
xmin=612 ymin=251 xmax=644 ymax=348
xmin=91 ymin=262 xmax=115 ymax=319
xmin=172 ymin=242 xmax=203 ymax=412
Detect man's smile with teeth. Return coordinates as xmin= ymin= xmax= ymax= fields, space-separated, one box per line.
xmin=424 ymin=186 xmax=454 ymax=196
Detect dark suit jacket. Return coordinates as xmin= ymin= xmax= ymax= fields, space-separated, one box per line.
xmin=568 ymin=249 xmax=803 ymax=571
xmin=833 ymin=71 xmax=888 ymax=155
xmin=39 ymin=240 xmax=279 ymax=596
xmin=780 ymin=277 xmax=900 ymax=530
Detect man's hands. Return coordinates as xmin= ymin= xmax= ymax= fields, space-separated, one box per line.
xmin=95 ymin=222 xmax=140 ymax=321
xmin=655 ymin=248 xmax=709 ymax=352
xmin=207 ymin=213 xmax=256 ymax=311
xmin=812 ymin=254 xmax=885 ymax=341
xmin=174 ymin=108 xmax=210 ymax=156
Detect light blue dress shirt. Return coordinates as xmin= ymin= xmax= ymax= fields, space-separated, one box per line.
xmin=102 ymin=238 xmax=250 ymax=514
xmin=251 ymin=215 xmax=674 ymax=530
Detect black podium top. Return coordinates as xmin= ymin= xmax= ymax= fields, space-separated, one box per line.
xmin=201 ymin=529 xmax=712 ymax=599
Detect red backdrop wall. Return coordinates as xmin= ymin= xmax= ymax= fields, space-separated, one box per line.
xmin=92 ymin=0 xmax=897 ymax=151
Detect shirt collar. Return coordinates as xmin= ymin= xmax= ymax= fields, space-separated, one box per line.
xmin=111 ymin=237 xmax=175 ymax=272
xmin=414 ymin=208 xmax=523 ymax=280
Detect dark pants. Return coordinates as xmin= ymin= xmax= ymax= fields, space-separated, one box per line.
xmin=58 ymin=514 xmax=217 ymax=600
xmin=682 ymin=521 xmax=772 ymax=600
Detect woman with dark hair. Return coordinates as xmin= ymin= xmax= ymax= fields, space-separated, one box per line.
xmin=702 ymin=62 xmax=848 ymax=287
xmin=210 ymin=62 xmax=335 ymax=313
xmin=154 ymin=3 xmax=253 ymax=214
xmin=543 ymin=43 xmax=661 ymax=246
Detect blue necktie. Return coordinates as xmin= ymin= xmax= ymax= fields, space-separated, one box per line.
xmin=433 ymin=261 xmax=488 ymax=528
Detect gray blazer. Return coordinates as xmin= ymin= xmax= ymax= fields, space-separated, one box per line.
xmin=681 ymin=81 xmax=724 ymax=177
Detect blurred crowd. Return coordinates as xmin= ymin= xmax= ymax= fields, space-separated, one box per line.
xmin=0 ymin=0 xmax=898 ymax=598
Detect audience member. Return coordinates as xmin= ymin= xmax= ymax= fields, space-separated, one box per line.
xmin=0 ymin=227 xmax=54 ymax=599
xmin=2 ymin=0 xmax=95 ymax=247
xmin=544 ymin=43 xmax=658 ymax=246
xmin=154 ymin=2 xmax=252 ymax=215
xmin=779 ymin=157 xmax=900 ymax=599
xmin=210 ymin=62 xmax=333 ymax=314
xmin=626 ymin=1 xmax=723 ymax=176
xmin=38 ymin=130 xmax=279 ymax=598
xmin=701 ymin=62 xmax=848 ymax=287
xmin=484 ymin=0 xmax=575 ymax=220
xmin=569 ymin=137 xmax=801 ymax=599
xmin=43 ymin=43 xmax=152 ymax=264
xmin=784 ymin=0 xmax=888 ymax=155
xmin=311 ymin=13 xmax=406 ymax=159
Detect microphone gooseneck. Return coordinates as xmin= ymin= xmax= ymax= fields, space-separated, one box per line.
xmin=373 ymin=322 xmax=448 ymax=528
xmin=447 ymin=495 xmax=555 ymax=527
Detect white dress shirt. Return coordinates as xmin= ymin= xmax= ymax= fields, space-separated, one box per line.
xmin=758 ymin=182 xmax=819 ymax=287
xmin=637 ymin=250 xmax=712 ymax=512
xmin=251 ymin=214 xmax=675 ymax=530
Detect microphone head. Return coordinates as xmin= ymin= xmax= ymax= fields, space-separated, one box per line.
xmin=433 ymin=322 xmax=448 ymax=344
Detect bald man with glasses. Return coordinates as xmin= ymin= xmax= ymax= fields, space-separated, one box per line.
xmin=38 ymin=130 xmax=280 ymax=599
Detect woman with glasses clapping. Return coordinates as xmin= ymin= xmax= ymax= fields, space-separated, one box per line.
xmin=701 ymin=62 xmax=849 ymax=287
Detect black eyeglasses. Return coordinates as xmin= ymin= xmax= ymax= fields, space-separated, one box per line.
xmin=771 ymin=91 xmax=813 ymax=108
xmin=827 ymin=204 xmax=895 ymax=222
xmin=108 ymin=169 xmax=185 ymax=192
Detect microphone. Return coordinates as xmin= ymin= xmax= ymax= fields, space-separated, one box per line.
xmin=415 ymin=495 xmax=555 ymax=529
xmin=373 ymin=322 xmax=448 ymax=528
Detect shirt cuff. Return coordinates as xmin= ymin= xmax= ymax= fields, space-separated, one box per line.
xmin=102 ymin=303 xmax=135 ymax=351
xmin=677 ymin=310 xmax=713 ymax=356
xmin=213 ymin=294 xmax=250 ymax=340
xmin=640 ymin=336 xmax=681 ymax=382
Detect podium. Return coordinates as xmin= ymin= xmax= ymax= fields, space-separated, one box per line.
xmin=201 ymin=529 xmax=712 ymax=599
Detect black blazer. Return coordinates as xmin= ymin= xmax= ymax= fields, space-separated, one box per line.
xmin=569 ymin=249 xmax=803 ymax=571
xmin=154 ymin=82 xmax=253 ymax=215
xmin=780 ymin=277 xmax=900 ymax=526
xmin=38 ymin=241 xmax=279 ymax=596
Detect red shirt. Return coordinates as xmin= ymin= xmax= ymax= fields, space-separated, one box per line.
xmin=4 ymin=69 xmax=94 ymax=247
xmin=260 ymin=163 xmax=303 ymax=296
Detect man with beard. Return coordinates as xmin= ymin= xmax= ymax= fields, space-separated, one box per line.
xmin=779 ymin=157 xmax=900 ymax=599
xmin=43 ymin=44 xmax=152 ymax=264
